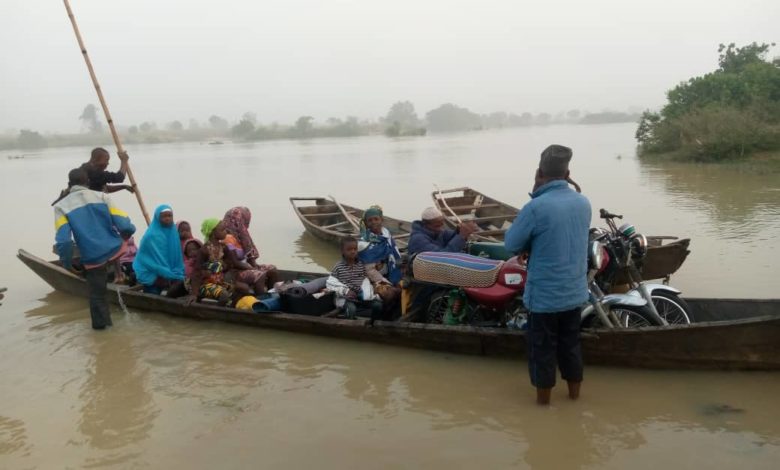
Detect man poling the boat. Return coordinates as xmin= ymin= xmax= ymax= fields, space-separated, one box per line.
xmin=504 ymin=144 xmax=591 ymax=406
xmin=79 ymin=147 xmax=135 ymax=194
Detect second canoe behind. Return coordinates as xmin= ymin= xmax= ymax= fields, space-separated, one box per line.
xmin=290 ymin=197 xmax=412 ymax=251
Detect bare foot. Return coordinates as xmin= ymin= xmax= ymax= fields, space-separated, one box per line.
xmin=567 ymin=381 xmax=581 ymax=400
xmin=536 ymin=387 xmax=552 ymax=405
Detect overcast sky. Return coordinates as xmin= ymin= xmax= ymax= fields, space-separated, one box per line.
xmin=1 ymin=0 xmax=777 ymax=132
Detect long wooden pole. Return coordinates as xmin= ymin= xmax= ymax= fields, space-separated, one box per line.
xmin=328 ymin=195 xmax=361 ymax=233
xmin=63 ymin=0 xmax=151 ymax=226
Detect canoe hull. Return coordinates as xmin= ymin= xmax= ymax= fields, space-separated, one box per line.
xmin=18 ymin=249 xmax=780 ymax=370
xmin=290 ymin=197 xmax=412 ymax=251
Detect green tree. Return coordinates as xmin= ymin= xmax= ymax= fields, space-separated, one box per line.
xmin=425 ymin=103 xmax=481 ymax=132
xmin=139 ymin=121 xmax=156 ymax=133
xmin=167 ymin=120 xmax=184 ymax=132
xmin=17 ymin=129 xmax=47 ymax=149
xmin=231 ymin=119 xmax=255 ymax=139
xmin=636 ymin=42 xmax=780 ymax=162
xmin=79 ymin=104 xmax=102 ymax=133
xmin=292 ymin=116 xmax=314 ymax=137
xmin=718 ymin=42 xmax=775 ymax=73
xmin=208 ymin=115 xmax=229 ymax=131
xmin=385 ymin=101 xmax=420 ymax=128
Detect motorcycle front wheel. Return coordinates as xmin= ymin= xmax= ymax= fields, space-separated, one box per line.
xmin=651 ymin=291 xmax=694 ymax=325
xmin=610 ymin=305 xmax=659 ymax=328
xmin=582 ymin=304 xmax=658 ymax=329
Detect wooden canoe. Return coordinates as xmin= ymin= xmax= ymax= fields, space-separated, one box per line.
xmin=290 ymin=197 xmax=413 ymax=252
xmin=432 ymin=187 xmax=691 ymax=280
xmin=18 ymin=249 xmax=780 ymax=370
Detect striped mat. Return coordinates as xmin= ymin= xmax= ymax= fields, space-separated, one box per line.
xmin=413 ymin=252 xmax=503 ymax=287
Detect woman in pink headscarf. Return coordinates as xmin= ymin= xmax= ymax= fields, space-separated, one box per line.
xmin=221 ymin=206 xmax=278 ymax=294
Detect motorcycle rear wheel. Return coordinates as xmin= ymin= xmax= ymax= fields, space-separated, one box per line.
xmin=426 ymin=291 xmax=448 ymax=324
xmin=651 ymin=291 xmax=694 ymax=325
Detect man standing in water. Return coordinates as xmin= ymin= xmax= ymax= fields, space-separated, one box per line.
xmin=54 ymin=168 xmax=136 ymax=329
xmin=81 ymin=147 xmax=134 ymax=194
xmin=504 ymin=145 xmax=591 ymax=405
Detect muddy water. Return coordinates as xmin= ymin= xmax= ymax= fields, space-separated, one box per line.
xmin=1 ymin=124 xmax=779 ymax=468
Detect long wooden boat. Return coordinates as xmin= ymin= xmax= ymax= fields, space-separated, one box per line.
xmin=18 ymin=249 xmax=780 ymax=370
xmin=290 ymin=197 xmax=413 ymax=252
xmin=432 ymin=187 xmax=519 ymax=242
xmin=432 ymin=187 xmax=691 ymax=281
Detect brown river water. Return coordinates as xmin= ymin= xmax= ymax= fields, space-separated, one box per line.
xmin=1 ymin=123 xmax=779 ymax=468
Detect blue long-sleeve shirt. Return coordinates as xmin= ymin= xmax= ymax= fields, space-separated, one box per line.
xmin=504 ymin=180 xmax=591 ymax=313
xmin=407 ymin=220 xmax=467 ymax=257
xmin=54 ymin=186 xmax=136 ymax=269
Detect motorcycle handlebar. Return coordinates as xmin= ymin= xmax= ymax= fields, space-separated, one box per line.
xmin=599 ymin=208 xmax=623 ymax=220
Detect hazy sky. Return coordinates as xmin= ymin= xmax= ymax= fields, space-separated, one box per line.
xmin=1 ymin=0 xmax=777 ymax=132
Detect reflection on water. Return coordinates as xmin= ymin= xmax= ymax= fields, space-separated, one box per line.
xmin=639 ymin=161 xmax=780 ymax=237
xmin=1 ymin=125 xmax=780 ymax=468
xmin=77 ymin=333 xmax=157 ymax=467
xmin=292 ymin=232 xmax=340 ymax=272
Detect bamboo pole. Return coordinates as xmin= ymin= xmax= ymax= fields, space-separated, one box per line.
xmin=63 ymin=0 xmax=151 ymax=226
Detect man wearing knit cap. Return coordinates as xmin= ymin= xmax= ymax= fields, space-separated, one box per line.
xmin=407 ymin=207 xmax=478 ymax=257
xmin=505 ymin=144 xmax=591 ymax=405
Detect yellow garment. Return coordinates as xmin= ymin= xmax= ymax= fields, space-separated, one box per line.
xmin=235 ymin=295 xmax=258 ymax=311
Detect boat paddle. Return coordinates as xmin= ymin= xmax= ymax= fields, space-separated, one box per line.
xmin=63 ymin=0 xmax=151 ymax=226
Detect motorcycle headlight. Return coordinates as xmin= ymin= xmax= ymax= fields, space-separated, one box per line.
xmin=589 ymin=241 xmax=604 ymax=270
xmin=630 ymin=233 xmax=648 ymax=258
xmin=589 ymin=227 xmax=608 ymax=241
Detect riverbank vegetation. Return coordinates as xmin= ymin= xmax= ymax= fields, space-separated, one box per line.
xmin=1 ymin=101 xmax=641 ymax=151
xmin=636 ymin=43 xmax=780 ymax=163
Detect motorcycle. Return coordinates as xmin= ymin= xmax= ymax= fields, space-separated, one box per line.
xmin=592 ymin=208 xmax=694 ymax=326
xmin=580 ymin=238 xmax=659 ymax=328
xmin=416 ymin=247 xmax=656 ymax=329
xmin=415 ymin=254 xmax=527 ymax=326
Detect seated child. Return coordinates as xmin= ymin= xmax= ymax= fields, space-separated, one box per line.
xmin=115 ymin=236 xmax=137 ymax=284
xmin=182 ymin=238 xmax=203 ymax=279
xmin=326 ymin=236 xmax=382 ymax=320
xmin=177 ymin=221 xmax=193 ymax=249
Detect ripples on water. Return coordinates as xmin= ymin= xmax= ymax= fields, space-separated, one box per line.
xmin=1 ymin=124 xmax=779 ymax=468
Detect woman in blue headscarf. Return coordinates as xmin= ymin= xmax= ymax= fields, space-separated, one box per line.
xmin=133 ymin=204 xmax=186 ymax=296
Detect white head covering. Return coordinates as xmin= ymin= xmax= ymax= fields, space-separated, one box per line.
xmin=421 ymin=207 xmax=443 ymax=220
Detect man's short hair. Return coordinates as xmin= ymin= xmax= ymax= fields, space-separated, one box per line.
xmin=68 ymin=167 xmax=89 ymax=186
xmin=90 ymin=147 xmax=109 ymax=161
xmin=539 ymin=144 xmax=572 ymax=178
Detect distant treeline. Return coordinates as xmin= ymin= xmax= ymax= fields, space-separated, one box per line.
xmin=1 ymin=101 xmax=641 ymax=151
xmin=637 ymin=42 xmax=780 ymax=162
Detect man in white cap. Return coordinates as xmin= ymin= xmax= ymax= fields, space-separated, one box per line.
xmin=407 ymin=207 xmax=478 ymax=257
xmin=505 ymin=144 xmax=591 ymax=405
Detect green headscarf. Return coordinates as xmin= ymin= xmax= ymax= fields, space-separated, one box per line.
xmin=363 ymin=205 xmax=383 ymax=221
xmin=201 ymin=218 xmax=220 ymax=240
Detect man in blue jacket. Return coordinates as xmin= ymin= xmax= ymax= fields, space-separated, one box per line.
xmin=407 ymin=207 xmax=478 ymax=257
xmin=54 ymin=168 xmax=136 ymax=329
xmin=504 ymin=145 xmax=591 ymax=405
